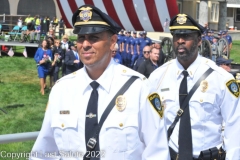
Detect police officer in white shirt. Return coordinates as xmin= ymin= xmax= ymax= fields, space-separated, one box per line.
xmin=30 ymin=4 xmax=170 ymax=160
xmin=149 ymin=14 xmax=240 ymax=160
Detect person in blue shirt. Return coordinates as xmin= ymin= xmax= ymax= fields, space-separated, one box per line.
xmin=121 ymin=30 xmax=131 ymax=66
xmin=112 ymin=43 xmax=122 ymax=64
xmin=223 ymin=30 xmax=232 ymax=51
xmin=211 ymin=36 xmax=219 ymax=62
xmin=201 ymin=31 xmax=207 ymax=41
xmin=34 ymin=39 xmax=52 ymax=95
xmin=203 ymin=30 xmax=213 ymax=43
xmin=130 ymin=31 xmax=139 ymax=68
xmin=117 ymin=29 xmax=124 ymax=53
xmin=137 ymin=31 xmax=152 ymax=58
xmin=208 ymin=30 xmax=214 ymax=43
xmin=126 ymin=30 xmax=133 ymax=67
xmin=218 ymin=30 xmax=223 ymax=39
xmin=117 ymin=29 xmax=125 ymax=65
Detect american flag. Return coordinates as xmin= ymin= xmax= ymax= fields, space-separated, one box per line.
xmin=56 ymin=0 xmax=179 ymax=32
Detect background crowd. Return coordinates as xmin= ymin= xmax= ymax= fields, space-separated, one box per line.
xmin=16 ymin=14 xmax=65 ymax=43
xmin=30 ymin=15 xmax=236 ymax=95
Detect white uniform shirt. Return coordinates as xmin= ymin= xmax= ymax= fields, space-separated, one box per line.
xmin=30 ymin=59 xmax=170 ymax=160
xmin=149 ymin=55 xmax=240 ymax=159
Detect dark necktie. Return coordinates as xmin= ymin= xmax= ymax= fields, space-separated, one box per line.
xmin=178 ymin=70 xmax=193 ymax=160
xmin=85 ymin=81 xmax=100 ymax=160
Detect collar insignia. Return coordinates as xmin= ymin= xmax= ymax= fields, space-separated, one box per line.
xmin=176 ymin=14 xmax=187 ymax=25
xmin=79 ymin=7 xmax=93 ymax=22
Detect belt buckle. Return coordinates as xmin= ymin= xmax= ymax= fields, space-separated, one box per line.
xmin=176 ymin=154 xmax=179 ymax=160
xmin=87 ymin=137 xmax=97 ymax=149
xmin=177 ymin=109 xmax=184 ymax=116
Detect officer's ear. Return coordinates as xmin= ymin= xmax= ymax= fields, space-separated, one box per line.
xmin=109 ymin=34 xmax=117 ymax=51
xmin=197 ymin=35 xmax=202 ymax=47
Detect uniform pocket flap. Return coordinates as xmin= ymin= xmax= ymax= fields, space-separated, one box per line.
xmin=51 ymin=115 xmax=78 ymax=129
xmin=160 ymin=91 xmax=176 ymax=102
xmin=105 ymin=114 xmax=138 ymax=129
xmin=190 ymin=93 xmax=215 ymax=104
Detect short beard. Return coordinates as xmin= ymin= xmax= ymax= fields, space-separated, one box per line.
xmin=174 ymin=39 xmax=199 ymax=61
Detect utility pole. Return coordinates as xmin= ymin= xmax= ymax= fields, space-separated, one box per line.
xmin=199 ymin=0 xmax=208 ymax=27
xmin=218 ymin=0 xmax=227 ymax=30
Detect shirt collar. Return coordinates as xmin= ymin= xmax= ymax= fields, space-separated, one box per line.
xmin=175 ymin=54 xmax=202 ymax=79
xmin=80 ymin=59 xmax=115 ymax=94
xmin=73 ymin=50 xmax=77 ymax=54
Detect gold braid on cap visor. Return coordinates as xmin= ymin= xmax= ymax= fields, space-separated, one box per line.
xmin=74 ymin=21 xmax=110 ymax=26
xmin=169 ymin=26 xmax=200 ymax=30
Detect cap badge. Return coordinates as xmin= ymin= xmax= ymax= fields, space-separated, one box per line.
xmin=115 ymin=95 xmax=126 ymax=112
xmin=79 ymin=7 xmax=93 ymax=22
xmin=176 ymin=14 xmax=187 ymax=25
xmin=200 ymin=80 xmax=208 ymax=93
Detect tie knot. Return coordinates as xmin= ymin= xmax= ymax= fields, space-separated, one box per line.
xmin=182 ymin=70 xmax=189 ymax=77
xmin=90 ymin=81 xmax=99 ymax=90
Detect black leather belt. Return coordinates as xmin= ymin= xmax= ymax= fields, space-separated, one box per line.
xmin=170 ymin=147 xmax=200 ymax=160
xmin=169 ymin=147 xmax=226 ymax=160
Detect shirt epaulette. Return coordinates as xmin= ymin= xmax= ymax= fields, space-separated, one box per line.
xmin=160 ymin=59 xmax=173 ymax=68
xmin=55 ymin=71 xmax=78 ymax=84
xmin=203 ymin=57 xmax=234 ymax=79
xmin=120 ymin=65 xmax=147 ymax=81
xmin=154 ymin=59 xmax=173 ymax=73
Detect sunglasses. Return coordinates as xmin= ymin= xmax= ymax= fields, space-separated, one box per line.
xmin=112 ymin=51 xmax=117 ymax=53
xmin=143 ymin=51 xmax=150 ymax=54
xmin=224 ymin=64 xmax=231 ymax=66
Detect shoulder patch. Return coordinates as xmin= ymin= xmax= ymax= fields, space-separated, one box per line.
xmin=226 ymin=79 xmax=239 ymax=98
xmin=148 ymin=93 xmax=164 ymax=118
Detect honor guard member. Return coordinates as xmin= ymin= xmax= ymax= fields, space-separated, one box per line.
xmin=30 ymin=4 xmax=170 ymax=160
xmin=211 ymin=36 xmax=219 ymax=62
xmin=218 ymin=30 xmax=224 ymax=39
xmin=121 ymin=30 xmax=131 ymax=67
xmin=117 ymin=29 xmax=124 ymax=53
xmin=149 ymin=13 xmax=240 ymax=160
xmin=137 ymin=31 xmax=152 ymax=58
xmin=125 ymin=30 xmax=133 ymax=67
xmin=223 ymin=30 xmax=233 ymax=52
xmin=130 ymin=31 xmax=139 ymax=68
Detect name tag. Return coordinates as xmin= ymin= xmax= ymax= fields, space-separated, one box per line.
xmin=60 ymin=110 xmax=70 ymax=114
xmin=161 ymin=88 xmax=169 ymax=92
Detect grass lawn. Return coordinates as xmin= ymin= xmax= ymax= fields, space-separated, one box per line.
xmin=230 ymin=40 xmax=240 ymax=64
xmin=0 ymin=56 xmax=50 ymax=159
xmin=0 ymin=39 xmax=239 ymax=160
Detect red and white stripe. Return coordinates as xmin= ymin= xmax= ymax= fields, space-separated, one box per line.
xmin=56 ymin=0 xmax=178 ymax=32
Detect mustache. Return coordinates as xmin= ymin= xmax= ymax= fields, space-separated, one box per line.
xmin=176 ymin=45 xmax=187 ymax=50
